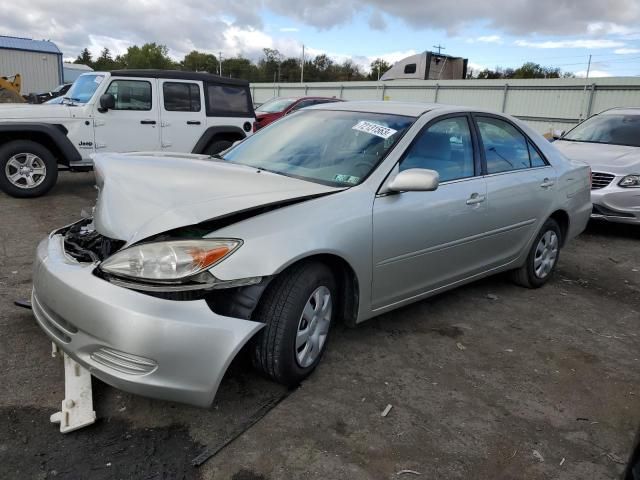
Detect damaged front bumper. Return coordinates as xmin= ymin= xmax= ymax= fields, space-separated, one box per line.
xmin=32 ymin=233 xmax=264 ymax=407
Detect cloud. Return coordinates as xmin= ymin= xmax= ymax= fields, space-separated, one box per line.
xmin=368 ymin=11 xmax=387 ymax=30
xmin=614 ymin=48 xmax=640 ymax=54
xmin=574 ymin=69 xmax=613 ymax=78
xmin=264 ymin=0 xmax=640 ymax=36
xmin=467 ymin=35 xmax=502 ymax=44
xmin=515 ymin=39 xmax=626 ymax=49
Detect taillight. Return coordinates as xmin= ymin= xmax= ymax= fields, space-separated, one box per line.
xmin=252 ymin=121 xmax=257 ymax=132
xmin=588 ymin=167 xmax=592 ymax=188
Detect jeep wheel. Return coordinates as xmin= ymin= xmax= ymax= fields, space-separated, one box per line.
xmin=206 ymin=139 xmax=233 ymax=156
xmin=0 ymin=140 xmax=58 ymax=198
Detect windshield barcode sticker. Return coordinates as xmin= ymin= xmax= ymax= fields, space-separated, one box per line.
xmin=352 ymin=121 xmax=397 ymax=139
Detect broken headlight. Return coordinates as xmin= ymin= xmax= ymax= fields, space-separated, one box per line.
xmin=99 ymin=239 xmax=242 ymax=282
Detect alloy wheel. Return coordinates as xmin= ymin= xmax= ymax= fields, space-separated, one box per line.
xmin=5 ymin=153 xmax=47 ymax=189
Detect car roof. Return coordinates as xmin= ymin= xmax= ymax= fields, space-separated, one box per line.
xmin=107 ymin=69 xmax=249 ymax=87
xmin=601 ymin=107 xmax=640 ymax=116
xmin=307 ymin=100 xmax=450 ymax=117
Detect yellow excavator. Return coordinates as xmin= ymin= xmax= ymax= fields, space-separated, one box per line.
xmin=0 ymin=74 xmax=26 ymax=103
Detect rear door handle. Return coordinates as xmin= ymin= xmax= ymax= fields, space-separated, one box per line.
xmin=186 ymin=120 xmax=201 ymax=125
xmin=466 ymin=193 xmax=486 ymax=205
xmin=140 ymin=120 xmax=156 ymax=125
xmin=540 ymin=178 xmax=555 ymax=188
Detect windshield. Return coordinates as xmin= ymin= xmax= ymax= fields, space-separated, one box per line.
xmin=64 ymin=74 xmax=105 ymax=103
xmin=223 ymin=110 xmax=415 ymax=186
xmin=256 ymin=97 xmax=297 ymax=113
xmin=563 ymin=113 xmax=640 ymax=147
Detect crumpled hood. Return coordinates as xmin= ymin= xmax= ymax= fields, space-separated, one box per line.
xmin=554 ymin=140 xmax=640 ymax=175
xmin=93 ymin=152 xmax=341 ymax=244
xmin=0 ymin=103 xmax=72 ymax=119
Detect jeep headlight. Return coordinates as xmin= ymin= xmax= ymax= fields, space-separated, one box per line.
xmin=619 ymin=174 xmax=640 ymax=188
xmin=100 ymin=239 xmax=241 ymax=282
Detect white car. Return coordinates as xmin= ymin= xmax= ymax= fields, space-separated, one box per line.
xmin=0 ymin=70 xmax=255 ymax=198
xmin=554 ymin=108 xmax=640 ymax=224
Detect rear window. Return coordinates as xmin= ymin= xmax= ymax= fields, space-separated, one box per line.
xmin=206 ymin=84 xmax=253 ymax=117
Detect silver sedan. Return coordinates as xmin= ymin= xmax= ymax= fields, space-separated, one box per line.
xmin=554 ymin=107 xmax=640 ymax=224
xmin=32 ymin=101 xmax=592 ymax=406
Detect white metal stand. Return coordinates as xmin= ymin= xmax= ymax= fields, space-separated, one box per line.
xmin=50 ymin=343 xmax=97 ymax=433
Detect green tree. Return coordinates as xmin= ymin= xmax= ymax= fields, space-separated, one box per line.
xmin=222 ymin=57 xmax=258 ymax=80
xmin=367 ymin=58 xmax=391 ymax=80
xmin=93 ymin=48 xmax=123 ymax=71
xmin=74 ymin=48 xmax=94 ymax=68
xmin=182 ymin=50 xmax=219 ymax=73
xmin=120 ymin=43 xmax=177 ymax=69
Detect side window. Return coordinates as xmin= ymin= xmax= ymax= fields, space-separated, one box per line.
xmin=404 ymin=63 xmax=417 ymax=74
xmin=206 ymin=84 xmax=251 ymax=116
xmin=399 ymin=116 xmax=475 ymax=182
xmin=528 ymin=141 xmax=547 ymax=167
xmin=476 ymin=117 xmax=533 ymax=174
xmin=163 ymin=82 xmax=201 ymax=112
xmin=105 ymin=80 xmax=152 ymax=111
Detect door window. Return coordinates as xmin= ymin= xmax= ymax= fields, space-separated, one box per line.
xmin=476 ymin=117 xmax=545 ymax=173
xmin=105 ymin=80 xmax=152 ymax=111
xmin=399 ymin=116 xmax=475 ymax=182
xmin=163 ymin=82 xmax=201 ymax=112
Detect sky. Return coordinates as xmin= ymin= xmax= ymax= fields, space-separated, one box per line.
xmin=3 ymin=0 xmax=640 ymax=77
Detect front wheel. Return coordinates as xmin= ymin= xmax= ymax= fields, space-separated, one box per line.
xmin=205 ymin=139 xmax=233 ymax=156
xmin=252 ymin=262 xmax=336 ymax=386
xmin=512 ymin=218 xmax=561 ymax=288
xmin=0 ymin=140 xmax=58 ymax=198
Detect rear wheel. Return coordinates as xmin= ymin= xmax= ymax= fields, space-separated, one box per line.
xmin=0 ymin=140 xmax=58 ymax=198
xmin=512 ymin=218 xmax=561 ymax=288
xmin=205 ymin=139 xmax=233 ymax=156
xmin=252 ymin=262 xmax=336 ymax=386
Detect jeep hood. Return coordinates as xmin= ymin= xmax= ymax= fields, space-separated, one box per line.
xmin=93 ymin=153 xmax=342 ymax=244
xmin=0 ymin=103 xmax=73 ymax=120
xmin=554 ymin=140 xmax=640 ymax=175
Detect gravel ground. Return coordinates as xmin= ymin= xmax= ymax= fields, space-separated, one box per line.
xmin=0 ymin=171 xmax=638 ymax=480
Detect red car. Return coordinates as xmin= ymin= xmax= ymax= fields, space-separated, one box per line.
xmin=254 ymin=96 xmax=343 ymax=131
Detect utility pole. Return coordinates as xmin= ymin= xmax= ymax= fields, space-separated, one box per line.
xmin=377 ymin=62 xmax=381 ymax=81
xmin=585 ymin=54 xmax=592 ymax=79
xmin=432 ymin=44 xmax=445 ymax=55
xmin=219 ymin=51 xmax=223 ymax=76
xmin=300 ymin=44 xmax=305 ymax=83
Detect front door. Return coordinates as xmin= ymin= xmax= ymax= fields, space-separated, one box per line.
xmin=159 ymin=80 xmax=206 ymax=152
xmin=93 ymin=77 xmax=160 ymax=152
xmin=372 ymin=115 xmax=491 ymax=310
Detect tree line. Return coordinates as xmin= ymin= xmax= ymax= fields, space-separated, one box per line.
xmin=74 ymin=43 xmax=391 ymax=82
xmin=75 ymin=43 xmax=574 ymax=82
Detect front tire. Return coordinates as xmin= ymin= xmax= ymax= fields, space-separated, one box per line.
xmin=252 ymin=262 xmax=336 ymax=386
xmin=0 ymin=140 xmax=58 ymax=198
xmin=512 ymin=218 xmax=561 ymax=288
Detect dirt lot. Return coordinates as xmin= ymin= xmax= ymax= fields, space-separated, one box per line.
xmin=1 ymin=172 xmax=639 ymax=480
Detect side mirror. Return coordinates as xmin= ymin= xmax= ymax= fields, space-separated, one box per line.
xmin=98 ymin=93 xmax=115 ymax=113
xmin=388 ymin=168 xmax=439 ymax=192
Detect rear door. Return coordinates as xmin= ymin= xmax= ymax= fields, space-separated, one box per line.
xmin=159 ymin=80 xmax=206 ymax=152
xmin=473 ymin=114 xmax=557 ymax=266
xmin=93 ymin=77 xmax=160 ymax=152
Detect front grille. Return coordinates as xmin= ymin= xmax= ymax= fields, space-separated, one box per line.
xmin=90 ymin=347 xmax=158 ymax=376
xmin=591 ymin=172 xmax=615 ymax=190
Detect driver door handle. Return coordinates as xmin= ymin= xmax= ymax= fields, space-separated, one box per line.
xmin=540 ymin=178 xmax=555 ymax=189
xmin=466 ymin=193 xmax=486 ymax=205
xmin=140 ymin=119 xmax=156 ymax=125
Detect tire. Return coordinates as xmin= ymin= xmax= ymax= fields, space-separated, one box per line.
xmin=205 ymin=139 xmax=233 ymax=156
xmin=0 ymin=140 xmax=58 ymax=198
xmin=252 ymin=262 xmax=337 ymax=386
xmin=512 ymin=218 xmax=562 ymax=289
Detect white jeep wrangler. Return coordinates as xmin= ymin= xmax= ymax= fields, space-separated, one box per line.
xmin=0 ymin=70 xmax=255 ymax=197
